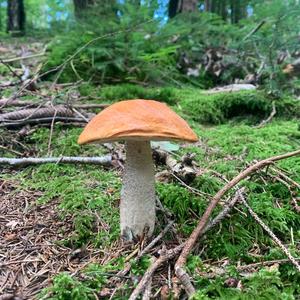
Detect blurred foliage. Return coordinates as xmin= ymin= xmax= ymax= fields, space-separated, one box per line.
xmin=2 ymin=1 xmax=300 ymax=94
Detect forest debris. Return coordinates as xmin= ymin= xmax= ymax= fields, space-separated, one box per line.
xmin=128 ymin=245 xmax=184 ymax=300
xmin=254 ymin=101 xmax=276 ymax=128
xmin=0 ymin=99 xmax=109 ymax=110
xmin=0 ymin=98 xmax=36 ymax=108
xmin=153 ymin=150 xmax=199 ymax=184
xmin=137 ymin=222 xmax=174 ymax=259
xmin=174 ymin=148 xmax=300 ymax=297
xmin=0 ymin=105 xmax=97 ymax=128
xmin=130 ymin=187 xmax=246 ymax=300
xmin=0 ymin=155 xmax=112 ymax=167
xmin=0 ymin=105 xmax=76 ymax=122
xmin=0 ymin=116 xmax=87 ymax=128
xmin=206 ymin=83 xmax=257 ymax=94
xmin=0 ymin=52 xmax=46 ymax=63
xmin=239 ymin=192 xmax=300 ymax=272
xmin=283 ymin=58 xmax=300 ymax=76
xmin=0 ymin=179 xmax=110 ymax=299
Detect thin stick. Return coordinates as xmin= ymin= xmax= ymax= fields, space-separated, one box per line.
xmin=0 ymin=58 xmax=22 ymax=81
xmin=130 ymin=188 xmax=245 ymax=300
xmin=47 ymin=107 xmax=58 ymax=156
xmin=142 ymin=277 xmax=152 ymax=300
xmin=0 ymin=116 xmax=87 ymax=127
xmin=174 ymin=149 xmax=300 ymax=296
xmin=137 ymin=222 xmax=174 ymax=259
xmin=237 ymin=258 xmax=300 ymax=271
xmin=0 ymin=99 xmax=109 ymax=109
xmin=239 ymin=192 xmax=300 ymax=272
xmin=0 ymin=52 xmax=46 ymax=63
xmin=243 ymin=20 xmax=266 ymax=41
xmin=0 ymin=155 xmax=112 ymax=167
xmin=128 ymin=245 xmax=184 ymax=300
xmin=255 ymin=101 xmax=276 ymax=128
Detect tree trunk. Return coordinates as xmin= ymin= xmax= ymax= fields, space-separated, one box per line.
xmin=220 ymin=0 xmax=228 ymax=20
xmin=204 ymin=0 xmax=212 ymax=12
xmin=73 ymin=0 xmax=116 ymax=20
xmin=168 ymin=0 xmax=179 ymax=18
xmin=168 ymin=0 xmax=198 ymax=18
xmin=7 ymin=0 xmax=25 ymax=34
xmin=181 ymin=0 xmax=198 ymax=12
xmin=230 ymin=0 xmax=247 ymax=23
xmin=73 ymin=0 xmax=93 ymax=19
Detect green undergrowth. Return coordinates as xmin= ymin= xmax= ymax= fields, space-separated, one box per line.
xmin=79 ymin=83 xmax=179 ymax=105
xmin=2 ymin=85 xmax=300 ymax=299
xmin=178 ymin=89 xmax=300 ymax=124
xmin=80 ymin=84 xmax=300 ymax=125
xmin=17 ymin=163 xmax=121 ymax=247
xmin=191 ymin=267 xmax=299 ymax=299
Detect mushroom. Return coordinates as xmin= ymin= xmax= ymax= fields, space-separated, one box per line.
xmin=78 ymin=99 xmax=198 ymax=241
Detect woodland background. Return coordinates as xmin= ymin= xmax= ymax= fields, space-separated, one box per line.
xmin=0 ymin=0 xmax=300 ymax=299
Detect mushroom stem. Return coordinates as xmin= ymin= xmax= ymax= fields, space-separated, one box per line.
xmin=121 ymin=140 xmax=156 ymax=241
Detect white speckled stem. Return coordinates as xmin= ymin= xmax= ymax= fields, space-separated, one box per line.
xmin=121 ymin=140 xmax=156 ymax=241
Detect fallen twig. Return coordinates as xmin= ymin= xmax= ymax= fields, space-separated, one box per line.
xmin=131 ymin=188 xmax=245 ymax=300
xmin=0 ymin=155 xmax=112 ymax=167
xmin=137 ymin=222 xmax=174 ymax=259
xmin=197 ymin=258 xmax=300 ymax=279
xmin=0 ymin=99 xmax=109 ymax=109
xmin=174 ymin=149 xmax=300 ymax=297
xmin=0 ymin=58 xmax=22 ymax=81
xmin=239 ymin=192 xmax=300 ymax=272
xmin=128 ymin=245 xmax=184 ymax=300
xmin=0 ymin=98 xmax=36 ymax=108
xmin=0 ymin=52 xmax=46 ymax=63
xmin=0 ymin=117 xmax=87 ymax=127
xmin=243 ymin=20 xmax=266 ymax=41
xmin=0 ymin=105 xmax=76 ymax=122
xmin=255 ymin=101 xmax=276 ymax=128
xmin=141 ymin=277 xmax=152 ymax=300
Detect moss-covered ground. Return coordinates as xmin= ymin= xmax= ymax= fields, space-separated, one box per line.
xmin=1 ymin=85 xmax=300 ymax=299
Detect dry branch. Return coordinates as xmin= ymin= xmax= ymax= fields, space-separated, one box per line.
xmin=0 ymin=99 xmax=109 ymax=109
xmin=137 ymin=221 xmax=174 ymax=259
xmin=130 ymin=188 xmax=245 ymax=300
xmin=239 ymin=192 xmax=300 ymax=272
xmin=0 ymin=52 xmax=46 ymax=63
xmin=0 ymin=155 xmax=112 ymax=167
xmin=174 ymin=149 xmax=300 ymax=297
xmin=0 ymin=105 xmax=75 ymax=121
xmin=0 ymin=98 xmax=36 ymax=107
xmin=0 ymin=117 xmax=87 ymax=127
xmin=128 ymin=245 xmax=184 ymax=300
xmin=255 ymin=101 xmax=276 ymax=128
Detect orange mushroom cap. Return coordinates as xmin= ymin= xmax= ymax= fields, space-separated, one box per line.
xmin=78 ymin=99 xmax=198 ymax=144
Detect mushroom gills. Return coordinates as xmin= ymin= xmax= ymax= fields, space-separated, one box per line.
xmin=120 ymin=140 xmax=156 ymax=241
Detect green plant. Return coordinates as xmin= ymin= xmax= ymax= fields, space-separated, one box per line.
xmin=40 ymin=273 xmax=94 ymax=300
xmin=179 ymin=90 xmax=300 ymax=125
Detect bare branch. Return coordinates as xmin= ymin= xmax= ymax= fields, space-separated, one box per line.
xmin=239 ymin=192 xmax=300 ymax=272
xmin=0 ymin=155 xmax=112 ymax=167
xmin=175 ymin=149 xmax=300 ymax=296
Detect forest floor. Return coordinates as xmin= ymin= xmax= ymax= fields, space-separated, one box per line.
xmin=0 ymin=40 xmax=300 ymax=300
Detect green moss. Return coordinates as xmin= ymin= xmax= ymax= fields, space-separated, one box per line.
xmin=178 ymin=89 xmax=300 ymax=124
xmin=27 ymin=126 xmax=108 ymax=157
xmin=79 ymin=83 xmax=179 ymax=105
xmin=16 ymin=163 xmax=120 ymax=247
xmin=192 ymin=268 xmax=298 ymax=300
xmin=1 ymin=84 xmax=299 ymax=298
xmin=80 ymin=85 xmax=300 ymax=124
